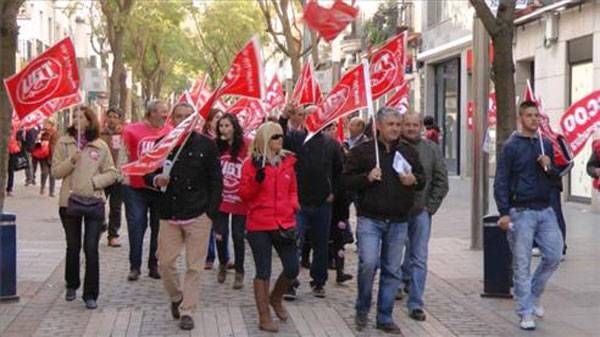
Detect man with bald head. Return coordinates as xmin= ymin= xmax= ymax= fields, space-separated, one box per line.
xmin=398 ymin=112 xmax=449 ymax=321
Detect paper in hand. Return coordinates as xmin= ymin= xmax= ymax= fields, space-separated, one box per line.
xmin=393 ymin=151 xmax=412 ymax=175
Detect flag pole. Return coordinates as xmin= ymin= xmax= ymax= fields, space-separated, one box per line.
xmin=361 ymin=59 xmax=379 ymax=168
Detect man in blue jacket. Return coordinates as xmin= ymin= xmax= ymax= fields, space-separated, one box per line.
xmin=494 ymin=100 xmax=563 ymax=331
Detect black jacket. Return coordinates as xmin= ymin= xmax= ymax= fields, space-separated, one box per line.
xmin=285 ymin=130 xmax=343 ymax=208
xmin=342 ymin=139 xmax=426 ymax=223
xmin=145 ymin=132 xmax=223 ymax=221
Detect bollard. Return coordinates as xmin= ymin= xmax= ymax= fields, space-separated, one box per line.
xmin=0 ymin=212 xmax=19 ymax=301
xmin=480 ymin=214 xmax=513 ymax=299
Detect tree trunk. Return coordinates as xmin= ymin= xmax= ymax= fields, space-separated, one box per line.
xmin=119 ymin=64 xmax=128 ymax=113
xmin=0 ymin=0 xmax=23 ymax=212
xmin=108 ymin=31 xmax=124 ymax=108
xmin=492 ymin=31 xmax=517 ymax=155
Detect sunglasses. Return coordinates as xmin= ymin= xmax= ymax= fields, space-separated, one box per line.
xmin=270 ymin=134 xmax=284 ymax=140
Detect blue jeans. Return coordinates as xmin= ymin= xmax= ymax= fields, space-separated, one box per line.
xmin=400 ymin=210 xmax=431 ymax=311
xmin=123 ymin=186 xmax=160 ymax=271
xmin=355 ymin=216 xmax=408 ymax=325
xmin=507 ymin=207 xmax=563 ymax=317
xmin=206 ymin=227 xmax=229 ymax=265
xmin=297 ymin=203 xmax=332 ymax=286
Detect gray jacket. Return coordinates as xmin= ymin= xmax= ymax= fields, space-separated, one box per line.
xmin=405 ymin=137 xmax=449 ymax=215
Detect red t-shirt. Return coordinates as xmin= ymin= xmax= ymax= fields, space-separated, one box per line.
xmin=122 ymin=121 xmax=170 ymax=188
xmin=219 ymin=140 xmax=249 ymax=215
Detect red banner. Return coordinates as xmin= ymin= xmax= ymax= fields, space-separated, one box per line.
xmin=121 ymin=113 xmax=200 ymax=176
xmin=4 ymin=37 xmax=81 ymax=119
xmin=303 ymin=0 xmax=359 ymax=42
xmin=264 ymin=75 xmax=285 ymax=113
xmin=559 ymin=89 xmax=600 ymax=157
xmin=198 ymin=37 xmax=264 ymax=119
xmin=384 ymin=81 xmax=409 ymax=114
xmin=228 ymin=98 xmax=266 ymax=135
xmin=291 ymin=62 xmax=323 ymax=106
xmin=305 ymin=63 xmax=367 ymax=137
xmin=466 ymin=92 xmax=497 ymax=130
xmin=369 ymin=32 xmax=407 ymax=100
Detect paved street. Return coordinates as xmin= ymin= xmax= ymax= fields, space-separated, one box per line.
xmin=1 ymin=172 xmax=599 ymax=337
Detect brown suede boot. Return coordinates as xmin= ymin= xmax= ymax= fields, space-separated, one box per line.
xmin=269 ymin=273 xmax=291 ymax=321
xmin=253 ymin=279 xmax=278 ymax=332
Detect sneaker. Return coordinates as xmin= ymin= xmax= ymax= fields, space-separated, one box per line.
xmin=532 ymin=247 xmax=541 ymax=257
xmin=233 ymin=272 xmax=244 ymax=289
xmin=217 ymin=265 xmax=227 ymax=284
xmin=148 ymin=267 xmax=161 ymax=279
xmin=204 ymin=261 xmax=214 ymax=270
xmin=534 ymin=306 xmax=545 ymax=318
xmin=127 ymin=269 xmax=140 ymax=281
xmin=409 ymin=308 xmax=426 ymax=321
xmin=85 ymin=299 xmax=98 ymax=310
xmin=179 ymin=315 xmax=194 ymax=330
xmin=65 ymin=288 xmax=76 ymax=301
xmin=312 ymin=284 xmax=326 ymax=298
xmin=519 ymin=315 xmax=536 ymax=330
xmin=171 ymin=298 xmax=183 ymax=319
xmin=283 ymin=286 xmax=297 ymax=301
xmin=355 ymin=312 xmax=368 ymax=331
xmin=336 ymin=273 xmax=353 ymax=284
xmin=376 ymin=321 xmax=402 ymax=334
xmin=108 ymin=237 xmax=121 ymax=247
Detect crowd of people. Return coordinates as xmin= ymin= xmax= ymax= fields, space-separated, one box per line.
xmin=6 ymin=96 xmax=600 ymax=334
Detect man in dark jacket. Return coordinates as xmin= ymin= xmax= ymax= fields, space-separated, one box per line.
xmin=145 ymin=103 xmax=223 ymax=331
xmin=493 ymin=100 xmax=563 ymax=331
xmin=17 ymin=125 xmax=40 ymax=185
xmin=343 ymin=107 xmax=425 ymax=334
xmin=399 ymin=112 xmax=449 ymax=321
xmin=283 ymin=118 xmax=343 ymax=299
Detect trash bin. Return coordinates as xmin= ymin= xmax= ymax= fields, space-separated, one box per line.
xmin=0 ymin=212 xmax=19 ymax=301
xmin=480 ymin=214 xmax=513 ymax=298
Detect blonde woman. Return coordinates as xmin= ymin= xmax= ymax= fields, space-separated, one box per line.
xmin=239 ymin=122 xmax=299 ymax=332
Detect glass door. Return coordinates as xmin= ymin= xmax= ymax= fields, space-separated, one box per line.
xmin=435 ymin=58 xmax=461 ymax=175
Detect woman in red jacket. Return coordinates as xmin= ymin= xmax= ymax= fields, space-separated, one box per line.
xmin=239 ymin=122 xmax=299 ymax=333
xmin=214 ymin=113 xmax=249 ymax=288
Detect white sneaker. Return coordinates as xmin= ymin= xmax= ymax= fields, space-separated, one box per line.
xmin=531 ymin=248 xmax=541 ymax=257
xmin=534 ymin=306 xmax=545 ymax=318
xmin=520 ymin=315 xmax=536 ymax=330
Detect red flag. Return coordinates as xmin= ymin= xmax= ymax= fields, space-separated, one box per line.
xmin=121 ymin=113 xmax=199 ymax=176
xmin=303 ymin=0 xmax=359 ymax=42
xmin=369 ymin=32 xmax=407 ymax=100
xmin=214 ymin=98 xmax=229 ymax=112
xmin=559 ymin=89 xmax=600 ymax=157
xmin=291 ymin=62 xmax=323 ymax=105
xmin=228 ymin=98 xmax=267 ymax=135
xmin=198 ymin=37 xmax=264 ymax=119
xmin=264 ymin=76 xmax=285 ymax=113
xmin=305 ymin=63 xmax=367 ymax=136
xmin=4 ymin=37 xmax=81 ymax=119
xmin=385 ymin=82 xmax=409 ymax=114
xmin=336 ymin=117 xmax=345 ymax=143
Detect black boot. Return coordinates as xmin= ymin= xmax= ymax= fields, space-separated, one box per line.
xmin=335 ymin=255 xmax=353 ymax=284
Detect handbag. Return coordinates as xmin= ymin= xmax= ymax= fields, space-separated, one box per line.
xmin=67 ymin=194 xmax=105 ymax=219
xmin=277 ymin=225 xmax=298 ymax=243
xmin=14 ymin=151 xmax=29 ymax=171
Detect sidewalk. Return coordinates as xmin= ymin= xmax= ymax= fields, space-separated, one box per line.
xmin=0 ymin=173 xmax=598 ymax=337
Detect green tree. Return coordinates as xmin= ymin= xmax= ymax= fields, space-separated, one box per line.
xmin=362 ymin=0 xmax=399 ymax=48
xmin=190 ymin=1 xmax=268 ymax=86
xmin=0 ymin=0 xmax=25 ymax=211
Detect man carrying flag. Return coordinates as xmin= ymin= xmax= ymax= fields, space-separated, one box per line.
xmin=144 ymin=102 xmax=223 ymax=331
xmin=493 ymin=100 xmax=563 ymax=331
xmin=342 ymin=107 xmax=425 ymax=334
xmin=119 ymin=100 xmax=169 ymax=281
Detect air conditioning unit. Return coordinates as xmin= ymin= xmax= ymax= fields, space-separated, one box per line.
xmin=543 ymin=12 xmax=559 ymax=48
xmin=83 ymin=67 xmax=107 ymax=92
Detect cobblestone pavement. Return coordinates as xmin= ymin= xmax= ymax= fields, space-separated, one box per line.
xmin=1 ymin=174 xmax=599 ymax=337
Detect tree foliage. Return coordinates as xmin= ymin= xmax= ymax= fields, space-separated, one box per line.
xmin=362 ymin=0 xmax=399 ymax=48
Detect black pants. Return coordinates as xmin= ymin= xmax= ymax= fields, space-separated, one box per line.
xmin=7 ymin=154 xmax=16 ymax=192
xmin=59 ymin=207 xmax=102 ymax=300
xmin=104 ymin=182 xmax=123 ymax=239
xmin=247 ymin=230 xmax=299 ymax=281
xmin=214 ymin=212 xmax=246 ymax=273
xmin=32 ymin=158 xmax=55 ymax=194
